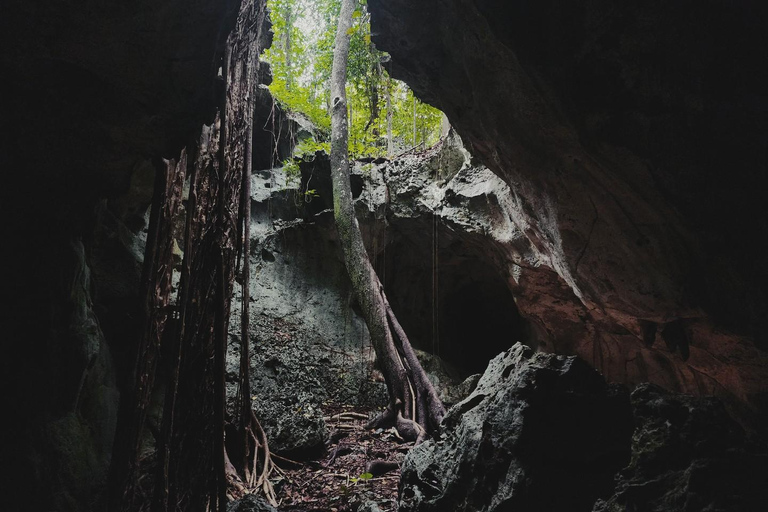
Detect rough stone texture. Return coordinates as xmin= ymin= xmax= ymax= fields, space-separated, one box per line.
xmin=26 ymin=238 xmax=122 ymax=511
xmin=226 ymin=134 xmax=528 ymax=454
xmin=414 ymin=349 xmax=472 ymax=407
xmin=227 ymin=156 xmax=386 ymax=458
xmin=357 ymin=500 xmax=385 ymax=512
xmin=367 ymin=0 xmax=768 ymax=424
xmin=399 ymin=343 xmax=633 ymax=512
xmin=593 ymin=383 xmax=768 ymax=512
xmin=227 ymin=494 xmax=278 ymax=512
xmin=1 ymin=0 xmax=253 ymax=508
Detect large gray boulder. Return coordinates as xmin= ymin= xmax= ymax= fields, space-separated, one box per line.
xmin=593 ymin=383 xmax=768 ymax=512
xmin=368 ymin=0 xmax=768 ymax=420
xmin=399 ymin=343 xmax=632 ymax=512
xmin=227 ymin=494 xmax=278 ymax=512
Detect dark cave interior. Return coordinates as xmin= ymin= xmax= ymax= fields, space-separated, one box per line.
xmin=3 ymin=0 xmax=768 ymax=510
xmin=381 ymin=225 xmax=527 ymax=378
xmin=441 ymin=280 xmax=522 ymax=376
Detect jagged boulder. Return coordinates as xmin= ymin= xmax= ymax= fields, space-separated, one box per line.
xmin=414 ymin=349 xmax=477 ymax=407
xmin=368 ymin=0 xmax=768 ymax=424
xmin=593 ymin=383 xmax=768 ymax=512
xmin=357 ymin=500 xmax=384 ymax=512
xmin=227 ymin=494 xmax=278 ymax=512
xmin=399 ymin=343 xmax=632 ymax=512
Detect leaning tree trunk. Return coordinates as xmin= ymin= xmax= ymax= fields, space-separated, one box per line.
xmin=329 ymin=0 xmax=445 ymax=440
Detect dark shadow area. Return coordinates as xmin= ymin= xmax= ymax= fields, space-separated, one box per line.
xmin=441 ymin=280 xmax=522 ymax=375
xmin=252 ymin=87 xmax=299 ymax=171
xmin=379 ymin=219 xmax=528 ymax=378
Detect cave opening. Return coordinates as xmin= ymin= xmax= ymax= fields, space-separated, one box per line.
xmin=6 ymin=0 xmax=768 ymax=508
xmin=440 ymin=279 xmax=523 ymax=377
xmin=379 ymin=221 xmax=528 ymax=379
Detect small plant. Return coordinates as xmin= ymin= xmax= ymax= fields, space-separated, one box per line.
xmin=349 ymin=472 xmax=373 ymax=484
xmin=282 ymin=157 xmax=301 ymax=188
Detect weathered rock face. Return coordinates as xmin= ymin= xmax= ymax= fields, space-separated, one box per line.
xmin=27 ymin=238 xmax=122 ymax=510
xmin=594 ymin=384 xmax=768 ymax=512
xmin=2 ymin=0 xmax=258 ymax=508
xmin=399 ymin=343 xmax=633 ymax=512
xmin=227 ymin=494 xmax=278 ymax=512
xmin=223 ymin=132 xmax=547 ymax=455
xmin=399 ymin=344 xmax=768 ymax=512
xmin=231 ymin=133 xmax=534 ymax=424
xmin=226 ymin=154 xmax=383 ymax=459
xmin=367 ymin=0 xmax=768 ymax=422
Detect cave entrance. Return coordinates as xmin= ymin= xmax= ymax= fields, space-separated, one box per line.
xmin=379 ymin=222 xmax=528 ymax=379
xmin=440 ymin=279 xmax=523 ymax=376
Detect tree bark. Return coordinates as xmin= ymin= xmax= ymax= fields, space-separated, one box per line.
xmin=238 ymin=46 xmax=254 ymax=453
xmin=412 ymin=94 xmax=417 ymax=147
xmin=153 ymin=146 xmax=199 ymax=512
xmin=329 ymin=0 xmax=445 ymax=440
xmin=285 ymin=3 xmax=292 ymax=89
xmin=109 ymin=155 xmax=186 ymax=512
xmin=386 ymin=77 xmax=393 ymax=157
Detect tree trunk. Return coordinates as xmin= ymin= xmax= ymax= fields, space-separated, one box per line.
xmin=284 ymin=3 xmax=293 ymax=89
xmin=412 ymin=94 xmax=417 ymax=147
xmin=364 ymin=57 xmax=381 ymax=136
xmin=329 ymin=0 xmax=445 ymax=440
xmin=109 ymin=155 xmax=185 ymax=512
xmin=386 ymin=77 xmax=393 ymax=157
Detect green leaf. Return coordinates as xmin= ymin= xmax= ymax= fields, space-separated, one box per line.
xmin=263 ymin=0 xmax=444 ymax=160
xmin=359 ymin=472 xmax=373 ymax=480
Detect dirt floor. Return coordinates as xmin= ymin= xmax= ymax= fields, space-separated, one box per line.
xmin=271 ymin=404 xmax=409 ymax=511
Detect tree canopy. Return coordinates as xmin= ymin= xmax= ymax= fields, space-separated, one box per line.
xmin=264 ymin=0 xmax=444 ymax=159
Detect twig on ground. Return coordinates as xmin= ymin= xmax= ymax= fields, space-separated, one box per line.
xmin=324 ymin=411 xmax=369 ymax=422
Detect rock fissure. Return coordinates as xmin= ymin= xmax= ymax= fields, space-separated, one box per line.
xmin=574 ymin=196 xmax=599 ymax=275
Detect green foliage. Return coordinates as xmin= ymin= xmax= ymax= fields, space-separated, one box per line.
xmin=348 ymin=472 xmax=374 ymax=484
xmin=264 ymin=0 xmax=444 ymax=159
xmin=281 ymin=138 xmax=329 ymax=188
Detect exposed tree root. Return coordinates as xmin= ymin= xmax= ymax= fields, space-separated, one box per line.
xmin=365 ymin=460 xmax=400 ymax=477
xmin=225 ymin=411 xmax=279 ymax=507
xmin=325 ymin=411 xmax=370 ymax=422
xmin=329 ymin=0 xmax=444 ymax=448
xmin=365 ymin=401 xmax=426 ymax=443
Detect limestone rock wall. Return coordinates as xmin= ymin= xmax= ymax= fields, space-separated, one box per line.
xmin=367 ymin=0 xmax=768 ymax=423
xmin=237 ymin=129 xmax=768 ymax=428
xmin=2 ymin=0 xmax=253 ymax=508
xmin=399 ymin=344 xmax=768 ymax=512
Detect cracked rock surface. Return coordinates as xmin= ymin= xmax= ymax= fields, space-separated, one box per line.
xmin=399 ymin=343 xmax=632 ymax=512
xmin=593 ymin=384 xmax=768 ymax=512
xmin=399 ymin=345 xmax=768 ymax=512
xmin=368 ymin=0 xmax=768 ymax=426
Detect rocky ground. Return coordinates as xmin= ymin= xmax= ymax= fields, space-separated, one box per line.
xmin=220 ymin=133 xmax=768 ymax=512
xmin=399 ymin=344 xmax=768 ymax=512
xmin=229 ymin=341 xmax=768 ymax=512
xmin=275 ymin=404 xmax=404 ymax=512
